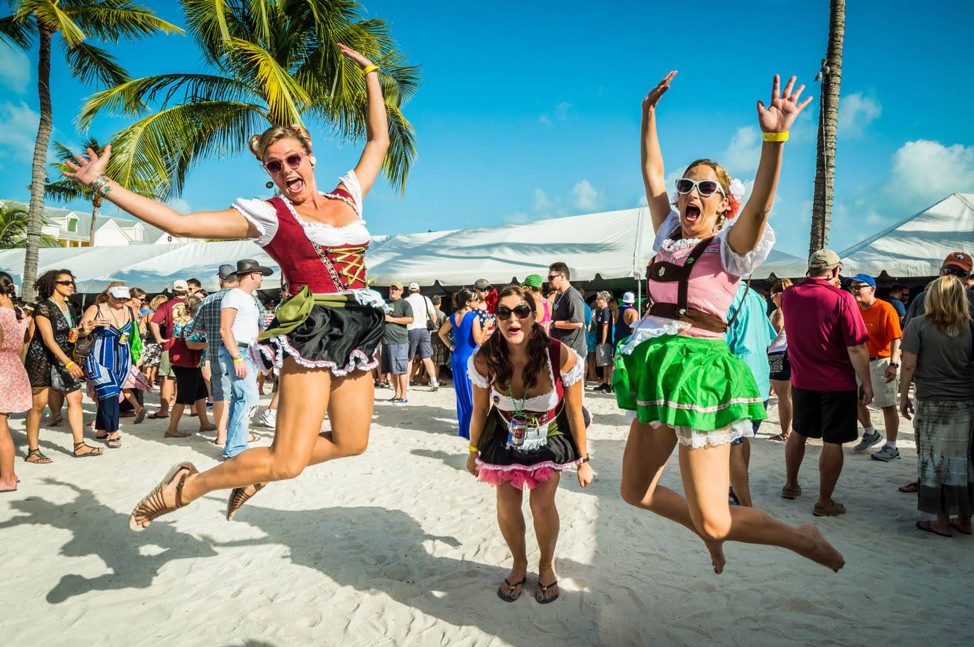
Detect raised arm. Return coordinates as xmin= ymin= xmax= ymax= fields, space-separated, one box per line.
xmin=727 ymin=75 xmax=813 ymax=254
xmin=641 ymin=71 xmax=677 ymax=232
xmin=337 ymin=43 xmax=390 ymax=198
xmin=62 ymin=146 xmax=257 ymax=241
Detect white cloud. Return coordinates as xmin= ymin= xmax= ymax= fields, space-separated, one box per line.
xmin=722 ymin=126 xmax=762 ymax=175
xmin=887 ymin=140 xmax=974 ymax=205
xmin=503 ymin=211 xmax=529 ymax=224
xmin=538 ymin=101 xmax=573 ymax=126
xmin=0 ymin=101 xmax=40 ymax=164
xmin=0 ymin=44 xmax=30 ymax=94
xmin=838 ymin=92 xmax=882 ymax=139
xmin=532 ymin=188 xmax=551 ymax=213
xmin=570 ymin=180 xmax=600 ymax=211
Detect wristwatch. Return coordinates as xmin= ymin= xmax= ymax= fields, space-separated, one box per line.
xmin=889 ymin=362 xmax=899 ymax=368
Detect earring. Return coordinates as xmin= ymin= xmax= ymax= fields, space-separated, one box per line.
xmin=309 ymin=154 xmax=317 ymax=166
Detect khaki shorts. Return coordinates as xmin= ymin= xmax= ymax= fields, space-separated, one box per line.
xmin=857 ymin=356 xmax=898 ymax=408
xmin=158 ymin=350 xmax=176 ymax=379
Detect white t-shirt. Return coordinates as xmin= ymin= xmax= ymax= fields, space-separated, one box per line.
xmin=221 ymin=288 xmax=261 ymax=345
xmin=404 ymin=293 xmax=435 ymax=331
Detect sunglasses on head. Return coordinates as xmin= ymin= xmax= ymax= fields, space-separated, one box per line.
xmin=495 ymin=304 xmax=533 ymax=321
xmin=56 ymin=280 xmax=75 ymax=286
xmin=675 ymin=178 xmax=725 ymax=198
xmin=941 ymin=266 xmax=970 ymax=278
xmin=263 ymin=153 xmax=308 ymax=174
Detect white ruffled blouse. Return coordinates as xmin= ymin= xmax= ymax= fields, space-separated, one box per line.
xmin=467 ymin=348 xmax=585 ymax=412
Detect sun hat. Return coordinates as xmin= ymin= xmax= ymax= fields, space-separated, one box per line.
xmin=108 ymin=286 xmax=130 ymax=300
xmin=235 ymin=259 xmax=274 ymax=276
xmin=521 ymin=274 xmax=543 ymax=289
xmin=622 ymin=291 xmax=636 ymax=304
xmin=808 ymin=249 xmax=841 ymax=270
xmin=850 ymin=273 xmax=876 ymax=289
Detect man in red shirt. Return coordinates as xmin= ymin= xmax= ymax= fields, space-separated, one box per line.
xmin=781 ymin=250 xmax=873 ymax=517
xmin=849 ymin=273 xmax=903 ymax=462
xmin=148 ymin=280 xmax=188 ymax=420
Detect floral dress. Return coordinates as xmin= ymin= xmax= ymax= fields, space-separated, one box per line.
xmin=0 ymin=306 xmax=31 ymax=413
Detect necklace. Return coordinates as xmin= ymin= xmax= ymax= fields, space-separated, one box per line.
xmin=508 ymin=381 xmax=529 ymax=416
xmin=54 ymin=297 xmax=73 ymax=328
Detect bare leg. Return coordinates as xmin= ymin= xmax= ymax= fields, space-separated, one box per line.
xmin=882 ymin=406 xmax=899 ymax=443
xmin=857 ymin=404 xmax=872 ymax=430
xmin=0 ymin=414 xmax=17 ymax=490
xmin=729 ymin=440 xmax=753 ymax=507
xmin=26 ymin=388 xmax=49 ymax=452
xmin=604 ymin=363 xmax=614 ymax=388
xmin=64 ymin=390 xmax=88 ymax=446
xmin=784 ymin=432 xmax=807 ymax=491
xmin=817 ymin=442 xmax=844 ymax=507
xmin=305 ymin=370 xmax=373 ymax=465
xmin=122 ymin=390 xmax=143 ymax=417
xmin=771 ymin=379 xmax=792 ymax=438
xmin=496 ymin=482 xmax=527 ymax=598
xmin=529 ymin=473 xmax=561 ymax=601
xmin=48 ymin=390 xmax=64 ymax=423
xmin=422 ymin=357 xmax=437 ymax=384
xmin=195 ymin=398 xmax=215 ymax=431
xmin=165 ymin=404 xmax=190 ymax=438
xmin=679 ymin=442 xmax=845 ymax=571
xmin=159 ymin=377 xmax=173 ymax=415
xmin=213 ymin=400 xmax=229 ymax=445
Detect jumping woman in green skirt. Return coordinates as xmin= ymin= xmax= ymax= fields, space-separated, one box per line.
xmin=616 ymin=72 xmax=844 ymax=572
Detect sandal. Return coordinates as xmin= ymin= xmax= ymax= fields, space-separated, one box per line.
xmin=768 ymin=433 xmax=790 ymax=442
xmin=134 ymin=408 xmax=147 ymax=424
xmin=49 ymin=416 xmax=64 ymax=427
xmin=147 ymin=412 xmax=169 ymax=420
xmin=536 ymin=580 xmax=559 ymax=604
xmin=226 ymin=483 xmax=266 ymax=521
xmin=129 ymin=462 xmax=198 ymax=532
xmin=106 ymin=436 xmax=122 ymax=449
xmin=25 ymin=449 xmax=53 ymax=464
xmin=898 ymin=482 xmax=918 ymax=493
xmin=916 ymin=520 xmax=952 ymax=538
xmin=73 ymin=442 xmax=104 ymax=457
xmin=497 ymin=577 xmax=526 ymax=603
xmin=950 ymin=520 xmax=973 ymax=536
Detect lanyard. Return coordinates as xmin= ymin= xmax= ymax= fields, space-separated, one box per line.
xmin=508 ymin=383 xmax=529 ymax=416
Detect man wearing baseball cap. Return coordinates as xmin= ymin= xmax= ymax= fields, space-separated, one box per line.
xmin=473 ymin=279 xmax=498 ymax=314
xmin=849 ymin=273 xmax=903 ymax=461
xmin=404 ymin=281 xmax=439 ymax=392
xmin=382 ymin=281 xmax=414 ymax=404
xmin=148 ymin=279 xmax=190 ymax=422
xmin=616 ymin=292 xmax=639 ymax=345
xmin=780 ymin=249 xmax=872 ymax=516
xmin=904 ymin=251 xmax=974 ymax=326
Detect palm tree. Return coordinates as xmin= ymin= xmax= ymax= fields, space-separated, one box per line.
xmin=77 ymin=0 xmax=420 ymax=204
xmin=0 ymin=1 xmax=181 ymax=300
xmin=809 ymin=0 xmax=845 ymax=254
xmin=0 ymin=201 xmax=60 ymax=249
xmin=45 ymin=137 xmax=160 ymax=245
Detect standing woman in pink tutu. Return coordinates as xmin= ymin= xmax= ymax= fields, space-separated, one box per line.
xmin=63 ymin=43 xmax=391 ymax=529
xmin=467 ymin=286 xmax=594 ymax=604
xmin=0 ymin=271 xmax=31 ymax=492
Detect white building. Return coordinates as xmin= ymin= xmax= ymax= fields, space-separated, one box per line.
xmin=2 ymin=200 xmax=190 ymax=247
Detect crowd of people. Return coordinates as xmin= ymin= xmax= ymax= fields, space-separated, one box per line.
xmin=1 ymin=57 xmax=971 ymax=610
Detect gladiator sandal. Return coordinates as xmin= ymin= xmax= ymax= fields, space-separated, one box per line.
xmin=128 ymin=462 xmax=198 ymax=532
xmin=226 ymin=483 xmax=267 ymax=521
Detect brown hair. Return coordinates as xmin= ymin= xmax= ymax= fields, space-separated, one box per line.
xmin=130 ymin=287 xmax=146 ymax=300
xmin=681 ymin=158 xmax=735 ymax=226
xmin=183 ymin=295 xmax=204 ymax=317
xmin=477 ymin=286 xmax=550 ymax=392
xmin=96 ymin=281 xmax=126 ymax=305
xmin=549 ymin=262 xmax=570 ymax=281
xmin=0 ymin=271 xmax=23 ymax=320
xmin=925 ymin=275 xmax=972 ymax=334
xmin=771 ymin=278 xmax=793 ymax=295
xmin=249 ymin=124 xmax=312 ymax=161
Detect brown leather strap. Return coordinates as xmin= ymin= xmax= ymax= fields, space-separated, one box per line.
xmin=724 ymin=277 xmax=753 ymax=330
xmin=648 ymin=303 xmax=730 ymax=333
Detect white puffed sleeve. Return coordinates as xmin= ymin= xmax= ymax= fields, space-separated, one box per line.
xmin=231 ymin=198 xmax=279 ymax=247
xmin=716 ymin=221 xmax=777 ymax=277
xmin=560 ymin=349 xmax=586 ymax=387
xmin=652 ymin=210 xmax=681 ymax=254
xmin=467 ymin=354 xmax=490 ymax=389
xmin=337 ymin=169 xmax=363 ymax=218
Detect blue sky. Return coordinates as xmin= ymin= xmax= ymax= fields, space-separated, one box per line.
xmin=1 ymin=0 xmax=972 ymax=257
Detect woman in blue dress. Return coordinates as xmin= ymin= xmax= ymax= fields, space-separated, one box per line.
xmin=80 ymin=286 xmax=137 ymax=448
xmin=438 ymin=289 xmax=485 ymax=438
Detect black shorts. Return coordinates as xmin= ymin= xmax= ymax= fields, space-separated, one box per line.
xmin=172 ymin=365 xmax=209 ymax=405
xmin=791 ymin=386 xmax=858 ymax=444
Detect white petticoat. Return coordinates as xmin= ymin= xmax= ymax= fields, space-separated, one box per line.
xmin=625 ymin=411 xmax=755 ymax=449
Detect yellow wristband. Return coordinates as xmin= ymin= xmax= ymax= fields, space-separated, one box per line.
xmin=468 ymin=445 xmax=479 ymax=453
xmin=762 ymin=131 xmax=789 ymax=142
xmin=232 ymin=356 xmax=243 ymax=363
xmin=362 ymin=65 xmax=380 ymax=75
xmin=64 ymin=361 xmax=76 ymax=369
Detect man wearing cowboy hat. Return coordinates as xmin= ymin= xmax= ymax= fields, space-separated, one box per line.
xmin=220 ymin=259 xmax=273 ymax=459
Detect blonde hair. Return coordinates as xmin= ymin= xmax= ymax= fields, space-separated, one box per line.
xmin=148 ymin=295 xmax=168 ymax=310
xmin=249 ymin=124 xmax=312 ymax=161
xmin=183 ymin=295 xmax=204 ymax=317
xmin=681 ymin=158 xmax=734 ymax=227
xmin=771 ymin=278 xmax=793 ymax=295
xmin=925 ymin=275 xmax=971 ymax=334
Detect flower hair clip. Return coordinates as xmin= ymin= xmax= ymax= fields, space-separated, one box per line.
xmin=726 ymin=178 xmax=746 ymax=220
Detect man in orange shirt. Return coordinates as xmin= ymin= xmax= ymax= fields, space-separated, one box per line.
xmin=850 ymin=273 xmax=903 ymax=461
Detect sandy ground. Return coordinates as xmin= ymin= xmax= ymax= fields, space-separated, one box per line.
xmin=2 ymin=380 xmax=973 ymax=647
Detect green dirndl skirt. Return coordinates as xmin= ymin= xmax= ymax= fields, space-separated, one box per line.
xmin=612 ymin=334 xmax=767 ymax=447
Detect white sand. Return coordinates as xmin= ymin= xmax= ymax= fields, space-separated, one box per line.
xmin=2 ymin=384 xmax=972 ymax=647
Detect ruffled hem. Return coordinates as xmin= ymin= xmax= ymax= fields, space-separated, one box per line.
xmin=265 ymin=334 xmax=379 ymax=377
xmin=645 ymin=418 xmax=754 ymax=449
xmin=618 ymin=315 xmax=691 ymax=355
xmin=476 ymin=459 xmax=582 ymax=490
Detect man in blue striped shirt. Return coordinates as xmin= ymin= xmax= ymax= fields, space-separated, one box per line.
xmin=194 ymin=265 xmax=239 ymax=446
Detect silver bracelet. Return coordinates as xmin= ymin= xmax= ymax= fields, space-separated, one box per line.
xmin=89 ymin=174 xmax=111 ymax=197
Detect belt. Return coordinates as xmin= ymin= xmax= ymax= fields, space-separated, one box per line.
xmin=869 ymin=356 xmax=887 ymax=361
xmin=259 ymin=287 xmax=368 ymax=340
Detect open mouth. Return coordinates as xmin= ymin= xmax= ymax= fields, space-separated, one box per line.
xmin=285 ymin=177 xmax=305 ymax=193
xmin=508 ymin=324 xmax=523 ymax=336
xmin=683 ymin=204 xmax=701 ymax=224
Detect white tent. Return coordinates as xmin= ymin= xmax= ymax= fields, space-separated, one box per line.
xmin=0 ymin=207 xmax=807 ymax=292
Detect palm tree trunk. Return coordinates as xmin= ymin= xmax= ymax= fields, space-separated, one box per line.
xmin=809 ymin=0 xmax=845 ymax=255
xmin=22 ymin=25 xmax=55 ymax=301
xmin=89 ymin=195 xmax=101 ymax=246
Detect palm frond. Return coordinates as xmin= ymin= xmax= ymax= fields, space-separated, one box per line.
xmin=17 ymin=0 xmax=86 ymax=47
xmin=64 ymin=1 xmax=183 ymax=42
xmin=0 ymin=13 xmax=36 ymax=48
xmin=63 ymin=39 xmax=129 ymax=87
xmin=224 ymin=37 xmax=309 ymax=125
xmin=44 ymin=178 xmax=88 ymax=203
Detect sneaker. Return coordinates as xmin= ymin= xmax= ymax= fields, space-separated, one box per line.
xmin=392 ymin=398 xmax=408 ymax=406
xmin=429 ymin=380 xmax=439 ymax=392
xmin=853 ymin=431 xmax=883 ymax=453
xmin=871 ymin=445 xmax=901 ymax=462
xmin=260 ymin=409 xmax=277 ymax=428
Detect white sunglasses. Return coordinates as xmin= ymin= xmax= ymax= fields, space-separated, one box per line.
xmin=675 ymin=178 xmax=726 ymax=198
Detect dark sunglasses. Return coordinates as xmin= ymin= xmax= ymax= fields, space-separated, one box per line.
xmin=264 ymin=153 xmax=307 ymax=174
xmin=495 ymin=304 xmax=533 ymax=321
xmin=941 ymin=266 xmax=970 ymax=278
xmin=56 ymin=280 xmax=75 ymax=286
xmin=675 ymin=178 xmax=724 ymax=198
xmin=547 ymin=274 xmax=560 ymax=282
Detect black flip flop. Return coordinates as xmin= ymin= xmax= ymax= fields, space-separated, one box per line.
xmin=916 ymin=521 xmax=951 ymax=538
xmin=536 ymin=580 xmax=559 ymax=604
xmin=497 ymin=577 xmax=526 ymax=603
xmin=950 ymin=521 xmax=973 ymax=536
xmin=898 ymin=482 xmax=918 ymax=493
xmin=147 ymin=412 xmax=169 ymax=420
xmin=134 ymin=408 xmax=147 ymax=424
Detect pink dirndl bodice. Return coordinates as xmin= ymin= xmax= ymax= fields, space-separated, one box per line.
xmin=0 ymin=307 xmax=31 ymax=413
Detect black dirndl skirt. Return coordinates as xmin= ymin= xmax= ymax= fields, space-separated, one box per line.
xmin=260 ymin=296 xmax=385 ymax=377
xmin=475 ymin=406 xmax=587 ymax=490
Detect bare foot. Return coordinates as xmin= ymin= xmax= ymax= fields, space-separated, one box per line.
xmin=951 ymin=516 xmax=973 ymax=535
xmin=198 ymin=424 xmax=217 ymax=433
xmin=536 ymin=564 xmax=559 ymax=602
xmin=164 ymin=430 xmax=191 ymax=438
xmin=0 ymin=477 xmax=17 ymax=492
xmin=796 ymin=523 xmax=845 ymax=572
xmin=703 ymin=538 xmax=726 ymax=574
